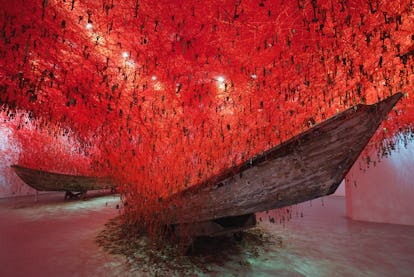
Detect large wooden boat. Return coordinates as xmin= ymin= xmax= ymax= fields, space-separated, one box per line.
xmin=11 ymin=165 xmax=113 ymax=198
xmin=164 ymin=92 xmax=403 ymax=237
xmin=12 ymin=93 xmax=403 ymax=236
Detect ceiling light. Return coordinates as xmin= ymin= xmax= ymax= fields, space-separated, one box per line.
xmin=217 ymin=76 xmax=225 ymax=83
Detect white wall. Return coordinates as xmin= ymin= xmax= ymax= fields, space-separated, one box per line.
xmin=333 ymin=180 xmax=345 ymax=197
xmin=346 ymin=139 xmax=414 ymax=226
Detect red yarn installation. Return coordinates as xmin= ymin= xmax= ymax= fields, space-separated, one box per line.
xmin=1 ymin=0 xmax=413 ymax=232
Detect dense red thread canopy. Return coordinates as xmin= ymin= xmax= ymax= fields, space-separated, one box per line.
xmin=1 ymin=0 xmax=413 ymax=230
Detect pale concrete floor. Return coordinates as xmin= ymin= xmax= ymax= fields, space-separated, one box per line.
xmin=0 ymin=192 xmax=125 ymax=277
xmin=0 ymin=193 xmax=413 ymax=276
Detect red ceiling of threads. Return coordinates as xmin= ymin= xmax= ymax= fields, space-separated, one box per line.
xmin=0 ymin=0 xmax=413 ymax=230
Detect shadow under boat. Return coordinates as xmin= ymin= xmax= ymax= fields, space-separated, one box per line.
xmin=11 ymin=93 xmax=403 ymax=237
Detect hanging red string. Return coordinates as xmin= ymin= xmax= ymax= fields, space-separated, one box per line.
xmin=0 ymin=0 xmax=413 ymax=234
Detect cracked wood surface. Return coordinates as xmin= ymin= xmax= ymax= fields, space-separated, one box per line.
xmin=166 ymin=93 xmax=403 ymax=224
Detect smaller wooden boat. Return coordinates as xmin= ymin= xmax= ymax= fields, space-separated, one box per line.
xmin=11 ymin=165 xmax=114 ymax=199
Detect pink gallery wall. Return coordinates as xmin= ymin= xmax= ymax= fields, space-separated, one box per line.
xmin=346 ymin=139 xmax=414 ymax=226
xmin=0 ymin=124 xmax=35 ymax=198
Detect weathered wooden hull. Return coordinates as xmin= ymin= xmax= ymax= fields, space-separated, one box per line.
xmin=166 ymin=93 xmax=403 ymax=224
xmin=11 ymin=165 xmax=113 ymax=192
